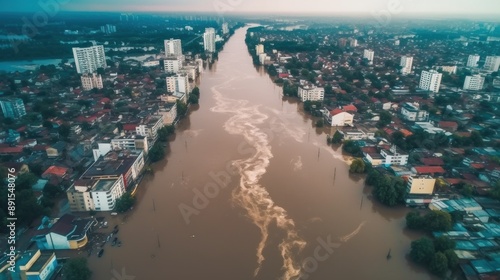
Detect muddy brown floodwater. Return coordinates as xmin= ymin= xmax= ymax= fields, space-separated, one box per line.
xmin=88 ymin=26 xmax=437 ymax=280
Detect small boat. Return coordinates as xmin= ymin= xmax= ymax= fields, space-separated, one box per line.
xmin=386 ymin=249 xmax=392 ymax=259
xmin=114 ymin=225 xmax=119 ymax=230
xmin=112 ymin=237 xmax=118 ymax=246
xmin=112 ymin=228 xmax=119 ymax=234
xmin=97 ymin=249 xmax=104 ymax=258
xmin=117 ymin=241 xmax=122 ymax=247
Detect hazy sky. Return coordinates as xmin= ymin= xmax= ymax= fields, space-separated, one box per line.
xmin=4 ymin=0 xmax=500 ymax=16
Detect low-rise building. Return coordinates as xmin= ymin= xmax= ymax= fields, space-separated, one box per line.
xmin=67 ymin=178 xmax=125 ymax=211
xmin=298 ymin=85 xmax=324 ymax=102
xmin=135 ymin=116 xmax=164 ymax=142
xmin=156 ymin=102 xmax=177 ymax=125
xmin=407 ymin=175 xmax=436 ymax=195
xmin=0 ymin=250 xmax=58 ymax=280
xmin=322 ymin=108 xmax=354 ymax=126
xmin=401 ymin=102 xmax=429 ymax=122
xmin=31 ymin=214 xmax=93 ymax=249
xmin=380 ymin=145 xmax=409 ymax=166
xmin=80 ymin=73 xmax=103 ymax=90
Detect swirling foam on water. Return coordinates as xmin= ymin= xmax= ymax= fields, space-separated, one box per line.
xmin=210 ymin=80 xmax=306 ymax=279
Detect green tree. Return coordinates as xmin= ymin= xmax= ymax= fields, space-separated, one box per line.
xmin=176 ymin=100 xmax=188 ymax=118
xmin=342 ymin=140 xmax=362 ymax=157
xmin=425 ymin=210 xmax=452 ymax=232
xmin=157 ymin=126 xmax=175 ymax=142
xmin=406 ymin=211 xmax=425 ymax=230
xmin=410 ymin=237 xmax=435 ymax=265
xmin=444 ymin=249 xmax=458 ymax=269
xmin=331 ymin=130 xmax=343 ymax=144
xmin=434 ymin=236 xmax=455 ymax=252
xmin=470 ymin=131 xmax=484 ymax=147
xmin=63 ymin=258 xmax=92 ymax=280
xmin=315 ymin=119 xmax=324 ymax=128
xmin=58 ymin=123 xmax=71 ymax=139
xmin=377 ymin=111 xmax=392 ymax=127
xmin=115 ymin=193 xmax=135 ymax=213
xmin=43 ymin=184 xmax=63 ymax=199
xmin=188 ymin=94 xmax=199 ymax=104
xmin=191 ymin=87 xmax=200 ymax=97
xmin=149 ymin=143 xmax=165 ymax=163
xmin=429 ymin=252 xmax=448 ymax=277
xmin=349 ymin=158 xmax=366 ymax=173
xmin=16 ymin=172 xmax=38 ymax=191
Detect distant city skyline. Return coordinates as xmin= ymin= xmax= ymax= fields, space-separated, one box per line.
xmin=4 ymin=0 xmax=500 ymax=17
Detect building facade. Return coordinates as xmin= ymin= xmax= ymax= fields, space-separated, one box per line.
xmin=467 ymin=54 xmax=480 ymax=68
xmin=400 ymin=56 xmax=413 ymax=75
xmin=406 ymin=175 xmax=436 ymax=195
xmin=80 ymin=73 xmax=103 ymax=90
xmin=363 ymin=49 xmax=374 ymax=65
xmin=164 ymin=56 xmax=183 ymax=74
xmin=484 ymin=56 xmax=500 ymax=72
xmin=164 ymin=38 xmax=182 ymax=57
xmin=166 ymin=74 xmax=190 ymax=94
xmin=255 ymin=44 xmax=264 ymax=56
xmin=72 ymin=45 xmax=107 ymax=74
xmin=419 ymin=70 xmax=442 ymax=93
xmin=298 ymin=86 xmax=324 ymax=102
xmin=203 ymin=28 xmax=216 ymax=53
xmin=0 ymin=98 xmax=26 ymax=119
xmin=380 ymin=145 xmax=409 ymax=166
xmin=463 ymin=75 xmax=485 ymax=91
xmin=222 ymin=22 xmax=229 ymax=34
xmin=401 ymin=102 xmax=429 ymax=122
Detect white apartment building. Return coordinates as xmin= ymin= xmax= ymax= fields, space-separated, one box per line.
xmin=164 ymin=39 xmax=182 ymax=57
xmin=80 ymin=73 xmax=103 ymax=90
xmin=100 ymin=24 xmax=116 ymax=34
xmin=400 ymin=56 xmax=413 ymax=75
xmin=255 ymin=44 xmax=264 ymax=56
xmin=380 ymin=145 xmax=409 ymax=166
xmin=467 ymin=54 xmax=480 ymax=68
xmin=92 ymin=136 xmax=149 ymax=161
xmin=419 ymin=70 xmax=442 ymax=93
xmin=401 ymin=102 xmax=429 ymax=122
xmin=298 ymin=85 xmax=324 ymax=102
xmin=203 ymin=28 xmax=216 ymax=53
xmin=67 ymin=177 xmax=125 ymax=212
xmin=156 ymin=102 xmax=177 ymax=125
xmin=349 ymin=38 xmax=358 ymax=47
xmin=222 ymin=22 xmax=229 ymax=35
xmin=437 ymin=65 xmax=457 ymax=75
xmin=164 ymin=56 xmax=183 ymax=73
xmin=363 ymin=49 xmax=374 ymax=65
xmin=484 ymin=56 xmax=500 ymax=72
xmin=463 ymin=75 xmax=485 ymax=91
xmin=166 ymin=74 xmax=190 ymax=94
xmin=136 ymin=116 xmax=164 ymax=142
xmin=72 ymin=45 xmax=107 ymax=74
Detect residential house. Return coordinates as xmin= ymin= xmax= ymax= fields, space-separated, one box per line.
xmin=31 ymin=214 xmax=93 ymax=250
xmin=0 ymin=250 xmax=58 ymax=280
xmin=322 ymin=108 xmax=354 ymax=126
xmin=401 ymin=102 xmax=429 ymax=122
xmin=46 ymin=141 xmax=66 ymax=158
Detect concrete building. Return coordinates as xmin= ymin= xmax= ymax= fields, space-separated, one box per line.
xmin=67 ymin=178 xmax=125 ymax=211
xmin=380 ymin=145 xmax=409 ymax=166
xmin=222 ymin=22 xmax=229 ymax=35
xmin=0 ymin=97 xmax=26 ymax=119
xmin=463 ymin=75 xmax=485 ymax=91
xmin=298 ymin=85 xmax=324 ymax=102
xmin=166 ymin=74 xmax=190 ymax=94
xmin=255 ymin=44 xmax=264 ymax=56
xmin=203 ymin=28 xmax=216 ymax=53
xmin=82 ymin=150 xmax=144 ymax=189
xmin=80 ymin=73 xmax=103 ymax=90
xmin=31 ymin=214 xmax=93 ymax=250
xmin=164 ymin=38 xmax=182 ymax=57
xmin=484 ymin=56 xmax=500 ymax=72
xmin=406 ymin=175 xmax=436 ymax=195
xmin=467 ymin=54 xmax=480 ymax=68
xmin=349 ymin=38 xmax=358 ymax=47
xmin=401 ymin=102 xmax=429 ymax=122
xmin=363 ymin=49 xmax=374 ymax=65
xmin=400 ymin=56 xmax=413 ymax=75
xmin=437 ymin=65 xmax=457 ymax=74
xmin=164 ymin=56 xmax=183 ymax=73
xmin=0 ymin=250 xmax=58 ymax=280
xmin=136 ymin=116 xmax=164 ymax=142
xmin=323 ymin=108 xmax=354 ymax=126
xmin=100 ymin=24 xmax=116 ymax=34
xmin=419 ymin=70 xmax=442 ymax=93
xmin=156 ymin=102 xmax=177 ymax=125
xmin=92 ymin=135 xmax=149 ymax=161
xmin=72 ymin=45 xmax=107 ymax=74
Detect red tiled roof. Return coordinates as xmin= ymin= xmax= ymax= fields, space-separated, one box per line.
xmin=444 ymin=178 xmax=462 ymax=185
xmin=0 ymin=146 xmax=23 ymax=154
xmin=399 ymin=129 xmax=413 ymax=137
xmin=438 ymin=121 xmax=458 ymax=128
xmin=330 ymin=108 xmax=343 ymax=116
xmin=421 ymin=158 xmax=444 ymax=166
xmin=123 ymin=124 xmax=137 ymax=131
xmin=470 ymin=163 xmax=485 ymax=169
xmin=42 ymin=166 xmax=68 ymax=178
xmin=413 ymin=166 xmax=445 ymax=174
xmin=342 ymin=104 xmax=357 ymax=112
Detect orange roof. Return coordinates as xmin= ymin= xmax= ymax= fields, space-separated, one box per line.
xmin=42 ymin=166 xmax=68 ymax=177
xmin=399 ymin=129 xmax=413 ymax=137
xmin=330 ymin=108 xmax=344 ymax=116
xmin=342 ymin=104 xmax=358 ymax=112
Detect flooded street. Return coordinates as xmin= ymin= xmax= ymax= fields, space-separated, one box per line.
xmin=88 ymin=26 xmax=435 ymax=280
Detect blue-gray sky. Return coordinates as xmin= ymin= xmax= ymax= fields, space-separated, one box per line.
xmin=3 ymin=0 xmax=500 ymax=16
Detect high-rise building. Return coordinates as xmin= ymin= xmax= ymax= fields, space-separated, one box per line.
xmin=349 ymin=38 xmax=358 ymax=47
xmin=164 ymin=39 xmax=183 ymax=57
xmin=222 ymin=22 xmax=229 ymax=35
xmin=419 ymin=70 xmax=442 ymax=93
xmin=164 ymin=56 xmax=183 ymax=73
xmin=0 ymin=97 xmax=26 ymax=119
xmin=166 ymin=74 xmax=190 ymax=94
xmin=400 ymin=56 xmax=413 ymax=75
xmin=467 ymin=54 xmax=480 ymax=68
xmin=298 ymin=85 xmax=324 ymax=102
xmin=363 ymin=49 xmax=374 ymax=65
xmin=203 ymin=28 xmax=216 ymax=53
xmin=484 ymin=56 xmax=500 ymax=72
xmin=100 ymin=24 xmax=116 ymax=34
xmin=72 ymin=45 xmax=107 ymax=74
xmin=255 ymin=44 xmax=264 ymax=56
xmin=463 ymin=75 xmax=485 ymax=91
xmin=81 ymin=73 xmax=103 ymax=90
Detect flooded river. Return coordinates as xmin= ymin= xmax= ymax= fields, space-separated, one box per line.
xmin=88 ymin=26 xmax=435 ymax=280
